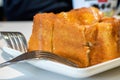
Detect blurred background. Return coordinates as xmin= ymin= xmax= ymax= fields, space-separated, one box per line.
xmin=0 ymin=0 xmax=120 ymax=21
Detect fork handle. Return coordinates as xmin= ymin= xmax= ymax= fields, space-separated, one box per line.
xmin=0 ymin=61 xmax=18 ymax=68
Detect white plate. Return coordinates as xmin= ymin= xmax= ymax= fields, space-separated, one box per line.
xmin=1 ymin=47 xmax=120 ymax=78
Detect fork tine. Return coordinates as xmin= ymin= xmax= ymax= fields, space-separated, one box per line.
xmin=1 ymin=32 xmax=13 ymax=48
xmin=17 ymin=32 xmax=27 ymax=52
xmin=8 ymin=33 xmax=19 ymax=51
xmin=14 ymin=33 xmax=24 ymax=52
xmin=11 ymin=32 xmax=21 ymax=52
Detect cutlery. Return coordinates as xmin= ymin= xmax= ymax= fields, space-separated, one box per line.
xmin=0 ymin=32 xmax=78 ymax=68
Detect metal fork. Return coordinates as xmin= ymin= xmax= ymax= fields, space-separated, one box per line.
xmin=0 ymin=32 xmax=78 ymax=68
xmin=0 ymin=50 xmax=78 ymax=68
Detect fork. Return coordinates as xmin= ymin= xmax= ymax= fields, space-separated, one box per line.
xmin=0 ymin=50 xmax=78 ymax=68
xmin=0 ymin=32 xmax=78 ymax=68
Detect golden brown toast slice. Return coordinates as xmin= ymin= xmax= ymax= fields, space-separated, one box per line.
xmin=101 ymin=17 xmax=120 ymax=56
xmin=28 ymin=13 xmax=55 ymax=52
xmin=89 ymin=22 xmax=119 ymax=66
xmin=69 ymin=7 xmax=103 ymax=25
xmin=57 ymin=7 xmax=103 ymax=25
xmin=53 ymin=14 xmax=90 ymax=67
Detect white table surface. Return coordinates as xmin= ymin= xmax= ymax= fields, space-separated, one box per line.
xmin=0 ymin=21 xmax=120 ymax=80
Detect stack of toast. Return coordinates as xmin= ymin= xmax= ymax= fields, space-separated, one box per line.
xmin=28 ymin=7 xmax=120 ymax=67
